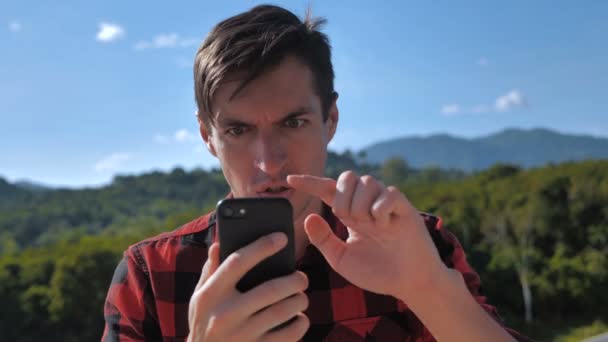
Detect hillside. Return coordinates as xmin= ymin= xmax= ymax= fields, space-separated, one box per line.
xmin=362 ymin=128 xmax=608 ymax=170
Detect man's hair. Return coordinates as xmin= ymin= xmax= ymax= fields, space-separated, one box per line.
xmin=193 ymin=4 xmax=336 ymax=126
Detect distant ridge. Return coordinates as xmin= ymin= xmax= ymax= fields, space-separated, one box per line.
xmin=361 ymin=128 xmax=608 ymax=170
xmin=3 ymin=128 xmax=607 ymax=190
xmin=14 ymin=180 xmax=52 ymax=192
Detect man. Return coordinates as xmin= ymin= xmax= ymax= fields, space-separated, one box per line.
xmin=103 ymin=5 xmax=531 ymax=341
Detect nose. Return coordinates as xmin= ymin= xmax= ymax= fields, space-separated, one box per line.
xmin=252 ymin=132 xmax=287 ymax=176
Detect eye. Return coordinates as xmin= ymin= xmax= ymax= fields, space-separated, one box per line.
xmin=226 ymin=126 xmax=247 ymax=136
xmin=284 ymin=118 xmax=306 ymax=129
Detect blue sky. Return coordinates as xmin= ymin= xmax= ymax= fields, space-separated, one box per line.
xmin=1 ymin=1 xmax=607 ymax=187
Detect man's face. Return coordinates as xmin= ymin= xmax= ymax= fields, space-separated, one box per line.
xmin=199 ymin=55 xmax=338 ymax=223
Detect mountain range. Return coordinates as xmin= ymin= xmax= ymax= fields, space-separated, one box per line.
xmin=361 ymin=128 xmax=608 ymax=171
xmin=4 ymin=128 xmax=608 ymax=191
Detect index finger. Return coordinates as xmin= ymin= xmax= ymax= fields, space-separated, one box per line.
xmin=287 ymin=174 xmax=337 ymax=205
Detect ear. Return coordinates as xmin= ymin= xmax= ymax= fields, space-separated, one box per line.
xmin=196 ymin=111 xmax=218 ymax=157
xmin=326 ymin=93 xmax=339 ymax=143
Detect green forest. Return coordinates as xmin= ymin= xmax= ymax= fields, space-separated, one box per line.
xmin=1 ymin=151 xmax=606 ymax=341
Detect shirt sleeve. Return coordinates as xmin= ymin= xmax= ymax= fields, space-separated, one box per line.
xmin=102 ymin=247 xmax=163 ymax=341
xmin=437 ymin=228 xmax=535 ymax=342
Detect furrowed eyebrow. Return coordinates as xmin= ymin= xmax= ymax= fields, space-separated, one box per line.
xmin=216 ymin=117 xmax=251 ymax=127
xmin=277 ymin=107 xmax=314 ymax=122
xmin=216 ymin=106 xmax=314 ymax=127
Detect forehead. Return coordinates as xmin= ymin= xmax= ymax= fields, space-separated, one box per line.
xmin=212 ymin=56 xmax=321 ymax=121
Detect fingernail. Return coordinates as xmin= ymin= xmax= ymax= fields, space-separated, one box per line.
xmin=271 ymin=232 xmax=287 ymax=246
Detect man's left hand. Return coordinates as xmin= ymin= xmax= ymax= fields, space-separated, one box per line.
xmin=287 ymin=171 xmax=449 ymax=302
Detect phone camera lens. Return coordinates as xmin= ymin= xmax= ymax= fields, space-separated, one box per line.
xmin=222 ymin=207 xmax=234 ymax=217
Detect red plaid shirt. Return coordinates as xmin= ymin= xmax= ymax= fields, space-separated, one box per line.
xmin=102 ymin=206 xmax=531 ymax=341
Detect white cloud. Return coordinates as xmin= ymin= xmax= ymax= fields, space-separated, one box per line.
xmin=154 ymin=129 xmax=199 ymax=144
xmin=155 ymin=33 xmax=179 ymax=48
xmin=495 ymin=89 xmax=526 ymax=112
xmin=96 ymin=22 xmax=125 ymax=43
xmin=94 ymin=153 xmax=132 ymax=172
xmin=179 ymin=38 xmax=199 ymax=47
xmin=441 ymin=104 xmax=461 ymax=116
xmin=441 ymin=90 xmax=527 ymax=116
xmin=8 ymin=21 xmax=22 ymax=33
xmin=175 ymin=129 xmax=198 ymax=143
xmin=134 ymin=33 xmax=199 ymax=50
xmin=477 ymin=57 xmax=489 ymax=67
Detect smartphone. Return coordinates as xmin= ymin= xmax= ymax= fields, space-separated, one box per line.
xmin=216 ymin=197 xmax=296 ymax=292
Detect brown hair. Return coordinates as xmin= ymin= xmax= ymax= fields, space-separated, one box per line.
xmin=193 ymin=4 xmax=336 ymax=126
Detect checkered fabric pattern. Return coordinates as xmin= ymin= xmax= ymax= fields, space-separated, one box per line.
xmin=102 ymin=206 xmax=532 ymax=341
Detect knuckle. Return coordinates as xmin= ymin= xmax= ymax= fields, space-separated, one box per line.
xmin=198 ymin=272 xmax=212 ymax=288
xmin=224 ymin=252 xmax=245 ymax=270
xmin=195 ymin=286 xmax=214 ymax=311
xmin=371 ymin=201 xmax=384 ymax=215
xmin=211 ymin=309 xmax=229 ymax=324
xmin=360 ymin=174 xmax=375 ymax=185
xmin=386 ymin=185 xmax=400 ymax=196
xmin=191 ymin=289 xmax=205 ymax=306
xmin=190 ymin=288 xmax=202 ymax=302
xmin=339 ymin=170 xmax=358 ymax=183
xmin=197 ymin=283 xmax=214 ymax=299
xmin=206 ymin=311 xmax=227 ymax=336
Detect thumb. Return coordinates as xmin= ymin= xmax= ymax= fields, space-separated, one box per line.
xmin=304 ymin=214 xmax=346 ymax=270
xmin=196 ymin=242 xmax=220 ymax=290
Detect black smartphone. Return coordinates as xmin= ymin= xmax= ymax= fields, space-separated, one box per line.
xmin=216 ymin=197 xmax=296 ymax=292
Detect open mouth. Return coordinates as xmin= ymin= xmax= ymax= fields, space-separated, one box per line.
xmin=265 ymin=186 xmax=290 ymax=193
xmin=258 ymin=186 xmax=294 ymax=197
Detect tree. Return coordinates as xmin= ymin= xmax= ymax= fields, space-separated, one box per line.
xmin=380 ymin=157 xmax=410 ymax=186
xmin=48 ymin=245 xmax=121 ymax=341
xmin=483 ymin=187 xmax=542 ymax=323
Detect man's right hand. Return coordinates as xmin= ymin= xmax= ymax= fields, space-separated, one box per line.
xmin=187 ymin=233 xmax=310 ymax=342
